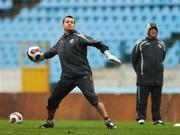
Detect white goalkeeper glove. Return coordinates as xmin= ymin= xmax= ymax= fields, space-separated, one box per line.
xmin=104 ymin=50 xmax=122 ymax=64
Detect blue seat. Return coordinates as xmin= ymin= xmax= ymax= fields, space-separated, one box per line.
xmin=1 ymin=1 xmax=180 ymax=82
xmin=0 ymin=0 xmax=13 ymax=10
xmin=164 ymin=41 xmax=180 ymax=68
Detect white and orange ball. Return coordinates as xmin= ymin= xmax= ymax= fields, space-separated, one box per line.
xmin=27 ymin=46 xmax=41 ymax=62
xmin=9 ymin=112 xmax=23 ymax=124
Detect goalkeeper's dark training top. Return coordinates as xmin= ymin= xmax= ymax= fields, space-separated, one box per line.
xmin=44 ymin=30 xmax=108 ymax=79
xmin=131 ymin=37 xmax=166 ymax=86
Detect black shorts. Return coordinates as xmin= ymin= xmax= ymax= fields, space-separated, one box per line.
xmin=47 ymin=75 xmax=100 ymax=110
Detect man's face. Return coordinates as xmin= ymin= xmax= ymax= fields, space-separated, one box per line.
xmin=149 ymin=28 xmax=158 ymax=38
xmin=63 ymin=17 xmax=75 ymax=31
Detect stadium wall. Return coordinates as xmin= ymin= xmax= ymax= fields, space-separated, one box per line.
xmin=0 ymin=69 xmax=21 ymax=92
xmin=0 ymin=93 xmax=179 ymax=122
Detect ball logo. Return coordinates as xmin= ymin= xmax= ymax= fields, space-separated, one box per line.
xmin=30 ymin=48 xmax=40 ymax=54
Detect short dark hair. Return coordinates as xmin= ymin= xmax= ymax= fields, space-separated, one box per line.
xmin=62 ymin=15 xmax=76 ymax=24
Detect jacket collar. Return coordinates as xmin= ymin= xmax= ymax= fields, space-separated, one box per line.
xmin=63 ymin=30 xmax=77 ymax=37
xmin=146 ymin=36 xmax=157 ymax=40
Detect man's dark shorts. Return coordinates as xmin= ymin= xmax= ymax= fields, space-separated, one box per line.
xmin=47 ymin=75 xmax=100 ymax=110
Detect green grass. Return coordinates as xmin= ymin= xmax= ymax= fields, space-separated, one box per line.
xmin=0 ymin=120 xmax=180 ymax=135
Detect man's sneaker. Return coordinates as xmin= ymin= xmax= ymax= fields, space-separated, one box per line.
xmin=137 ymin=119 xmax=145 ymax=125
xmin=153 ymin=120 xmax=164 ymax=125
xmin=104 ymin=119 xmax=117 ymax=129
xmin=39 ymin=120 xmax=54 ymax=128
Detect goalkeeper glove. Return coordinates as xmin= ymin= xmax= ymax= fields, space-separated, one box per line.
xmin=104 ymin=50 xmax=122 ymax=64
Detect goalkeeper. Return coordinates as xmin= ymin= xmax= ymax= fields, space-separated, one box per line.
xmin=34 ymin=15 xmax=121 ymax=129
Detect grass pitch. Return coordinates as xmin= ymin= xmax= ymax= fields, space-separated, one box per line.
xmin=0 ymin=120 xmax=180 ymax=135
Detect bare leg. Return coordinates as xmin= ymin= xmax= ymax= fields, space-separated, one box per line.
xmin=76 ymin=77 xmax=117 ymax=129
xmin=95 ymin=101 xmax=117 ymax=129
xmin=95 ymin=101 xmax=109 ymax=119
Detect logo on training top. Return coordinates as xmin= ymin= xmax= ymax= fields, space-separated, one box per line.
xmin=69 ymin=38 xmax=74 ymax=44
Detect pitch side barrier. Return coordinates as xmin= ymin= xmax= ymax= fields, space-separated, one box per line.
xmin=71 ymin=87 xmax=180 ymax=94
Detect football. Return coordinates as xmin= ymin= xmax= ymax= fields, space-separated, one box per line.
xmin=9 ymin=112 xmax=23 ymax=124
xmin=27 ymin=46 xmax=42 ymax=62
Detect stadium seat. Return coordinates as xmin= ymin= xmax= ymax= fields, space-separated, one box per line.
xmin=0 ymin=0 xmax=13 ymax=10
xmin=1 ymin=1 xmax=180 ymax=84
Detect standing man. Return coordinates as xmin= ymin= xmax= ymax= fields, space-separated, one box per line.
xmin=131 ymin=22 xmax=166 ymax=125
xmin=31 ymin=15 xmax=121 ymax=129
